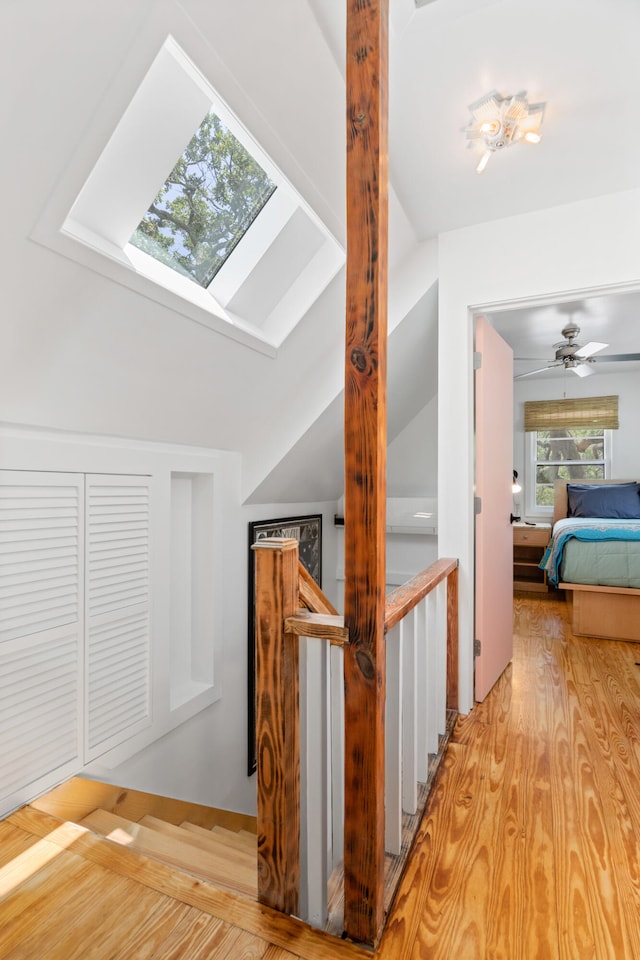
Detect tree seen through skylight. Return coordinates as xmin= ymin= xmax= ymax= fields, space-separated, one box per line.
xmin=130 ymin=110 xmax=276 ymax=287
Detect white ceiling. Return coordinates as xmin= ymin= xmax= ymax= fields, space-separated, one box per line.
xmin=308 ymin=0 xmax=640 ymax=380
xmin=310 ymin=0 xmax=640 ymax=237
xmin=390 ymin=0 xmax=640 ymax=237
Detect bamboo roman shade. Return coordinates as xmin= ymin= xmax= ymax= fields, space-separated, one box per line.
xmin=524 ymin=395 xmax=619 ymax=431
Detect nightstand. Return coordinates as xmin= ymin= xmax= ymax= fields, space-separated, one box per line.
xmin=513 ymin=522 xmax=551 ymax=592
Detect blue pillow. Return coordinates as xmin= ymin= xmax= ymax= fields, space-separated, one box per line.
xmin=567 ymin=482 xmax=640 ymax=519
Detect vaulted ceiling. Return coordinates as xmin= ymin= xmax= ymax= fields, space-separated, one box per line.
xmin=3 ymin=0 xmax=639 ymax=501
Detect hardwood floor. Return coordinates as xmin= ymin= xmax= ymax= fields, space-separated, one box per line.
xmin=1 ymin=594 xmax=639 ymax=958
xmin=380 ymin=593 xmax=640 ymax=959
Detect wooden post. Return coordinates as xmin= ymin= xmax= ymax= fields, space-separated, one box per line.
xmin=253 ymin=538 xmax=300 ymax=916
xmin=344 ymin=0 xmax=389 ymax=945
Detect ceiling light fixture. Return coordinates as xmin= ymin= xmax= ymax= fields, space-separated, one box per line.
xmin=464 ymin=90 xmax=545 ymax=173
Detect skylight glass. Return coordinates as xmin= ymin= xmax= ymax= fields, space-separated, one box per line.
xmin=130 ymin=109 xmax=276 ymax=288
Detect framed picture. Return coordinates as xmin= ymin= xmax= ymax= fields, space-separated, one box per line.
xmin=247 ymin=514 xmax=322 ymax=775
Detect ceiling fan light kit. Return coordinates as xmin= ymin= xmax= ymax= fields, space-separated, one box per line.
xmin=464 ymin=90 xmax=545 ymax=173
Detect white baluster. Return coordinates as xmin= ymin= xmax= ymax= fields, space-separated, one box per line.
xmin=435 ymin=580 xmax=447 ymax=738
xmin=415 ymin=597 xmax=429 ymax=783
xmin=426 ymin=591 xmax=439 ymax=755
xmin=402 ymin=608 xmax=417 ymax=815
xmin=384 ymin=622 xmax=403 ymax=855
xmin=299 ymin=636 xmax=329 ymax=926
xmin=330 ymin=644 xmax=344 ymax=870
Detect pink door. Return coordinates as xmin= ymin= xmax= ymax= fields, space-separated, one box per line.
xmin=475 ymin=315 xmax=514 ymax=702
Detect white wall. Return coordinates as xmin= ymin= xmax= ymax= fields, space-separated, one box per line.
xmin=388 ymin=396 xmax=437 ymax=498
xmin=439 ymin=188 xmax=640 ymax=714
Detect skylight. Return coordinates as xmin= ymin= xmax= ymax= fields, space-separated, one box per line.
xmin=34 ymin=32 xmax=344 ymax=354
xmin=130 ymin=110 xmax=276 ymax=288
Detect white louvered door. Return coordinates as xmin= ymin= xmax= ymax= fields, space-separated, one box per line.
xmin=0 ymin=470 xmax=152 ymax=811
xmin=84 ymin=475 xmax=151 ymax=761
xmin=0 ymin=472 xmax=84 ymax=810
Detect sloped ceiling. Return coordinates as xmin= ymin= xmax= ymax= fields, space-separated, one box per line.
xmin=3 ymin=0 xmax=640 ymax=501
xmin=247 ymin=281 xmax=438 ymax=503
xmin=1 ymin=0 xmax=349 ymax=466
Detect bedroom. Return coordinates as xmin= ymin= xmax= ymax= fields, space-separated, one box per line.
xmin=488 ymin=289 xmax=640 ymax=644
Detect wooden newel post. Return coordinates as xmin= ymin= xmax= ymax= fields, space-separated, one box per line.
xmin=253 ymin=538 xmax=300 ymax=916
xmin=344 ymin=0 xmax=389 ymax=946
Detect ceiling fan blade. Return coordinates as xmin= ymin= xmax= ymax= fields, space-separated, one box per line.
xmin=572 ymin=363 xmax=594 ymax=378
xmin=514 ymin=365 xmax=554 ymax=380
xmin=597 ymin=353 xmax=640 ymax=362
xmin=575 ymin=341 xmax=608 ymax=358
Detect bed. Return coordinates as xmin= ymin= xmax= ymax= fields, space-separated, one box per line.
xmin=540 ymin=479 xmax=640 ymax=643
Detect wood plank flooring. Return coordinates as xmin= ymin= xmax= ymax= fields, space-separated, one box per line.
xmin=2 ymin=594 xmax=639 ymax=958
xmin=379 ymin=594 xmax=640 ymax=959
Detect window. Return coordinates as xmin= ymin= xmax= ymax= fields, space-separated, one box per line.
xmin=523 ymin=395 xmax=618 ymax=517
xmin=526 ymin=428 xmax=611 ymax=515
xmin=130 ymin=110 xmax=276 ymax=288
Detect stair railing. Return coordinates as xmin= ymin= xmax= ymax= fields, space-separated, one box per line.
xmin=252 ymin=537 xmax=458 ymax=940
xmin=252 ymin=537 xmax=347 ymax=924
xmin=383 ymin=559 xmax=458 ymax=856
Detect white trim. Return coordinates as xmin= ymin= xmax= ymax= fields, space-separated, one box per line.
xmin=471 ymin=278 xmax=640 ymax=317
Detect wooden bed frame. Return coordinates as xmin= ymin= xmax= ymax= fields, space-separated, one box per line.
xmin=553 ymin=479 xmax=640 ymax=643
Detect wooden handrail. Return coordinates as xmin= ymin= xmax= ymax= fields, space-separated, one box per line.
xmin=385 ymin=558 xmax=459 ymax=714
xmin=298 ymin=562 xmax=339 ymax=615
xmin=385 ymin=558 xmax=458 ymax=632
xmin=285 ymin=610 xmax=348 ymax=646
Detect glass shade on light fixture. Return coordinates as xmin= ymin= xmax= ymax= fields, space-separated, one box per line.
xmin=512 ymin=470 xmax=522 ymax=494
xmin=464 ymin=90 xmax=545 ymax=173
xmin=476 ymin=151 xmax=492 ymax=174
xmin=511 ymin=469 xmax=522 ymax=523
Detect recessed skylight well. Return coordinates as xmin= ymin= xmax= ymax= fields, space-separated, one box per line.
xmin=49 ymin=35 xmax=343 ymax=353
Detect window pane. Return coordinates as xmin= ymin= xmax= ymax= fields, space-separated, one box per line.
xmin=533 ymin=427 xmax=607 ymax=509
xmin=536 ymin=484 xmax=555 ymax=506
xmin=130 ymin=110 xmax=276 ymax=288
xmin=536 ymin=430 xmax=604 ymax=463
xmin=536 ymin=463 xmax=605 ymax=484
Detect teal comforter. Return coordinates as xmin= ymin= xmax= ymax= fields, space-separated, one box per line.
xmin=540 ymin=517 xmax=640 ymax=588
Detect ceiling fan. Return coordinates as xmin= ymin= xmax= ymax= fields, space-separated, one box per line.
xmin=514 ymin=322 xmax=640 ymax=380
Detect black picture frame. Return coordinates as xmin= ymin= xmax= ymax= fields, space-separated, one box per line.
xmin=247 ymin=514 xmax=322 ymax=775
